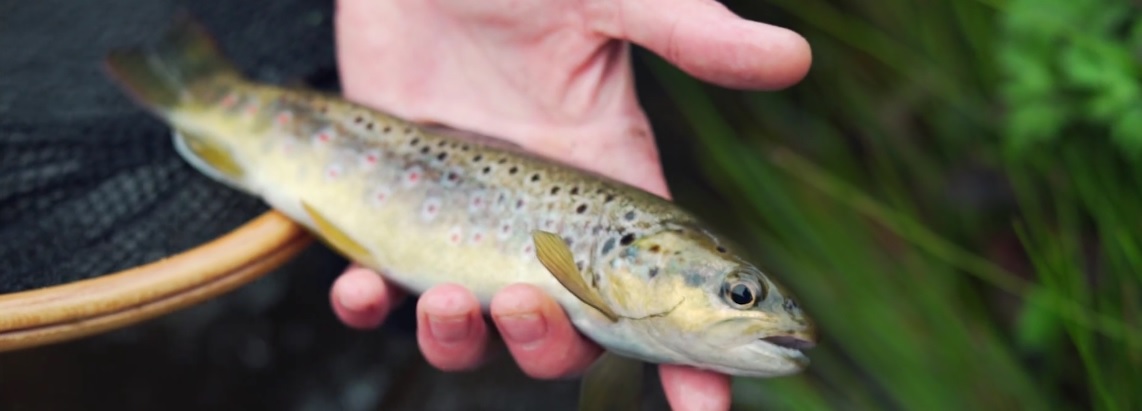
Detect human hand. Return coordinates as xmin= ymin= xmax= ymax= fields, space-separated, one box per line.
xmin=328 ymin=0 xmax=811 ymax=409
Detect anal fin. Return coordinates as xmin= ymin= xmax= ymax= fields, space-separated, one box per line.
xmin=172 ymin=128 xmax=245 ymax=181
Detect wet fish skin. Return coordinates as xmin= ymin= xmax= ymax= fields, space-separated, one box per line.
xmin=103 ymin=14 xmax=817 ymax=380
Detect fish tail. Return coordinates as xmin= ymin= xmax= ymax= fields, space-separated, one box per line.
xmin=103 ymin=13 xmax=242 ymax=114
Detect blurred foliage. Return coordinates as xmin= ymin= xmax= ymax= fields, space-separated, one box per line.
xmin=636 ymin=0 xmax=1142 ymax=410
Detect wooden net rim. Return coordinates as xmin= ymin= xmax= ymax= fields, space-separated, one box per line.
xmin=0 ymin=211 xmax=311 ymax=352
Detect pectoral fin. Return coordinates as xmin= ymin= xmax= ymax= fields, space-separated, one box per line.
xmin=531 ymin=231 xmax=620 ymax=322
xmin=301 ymin=201 xmax=378 ymax=267
xmin=579 ymin=352 xmax=645 ymax=411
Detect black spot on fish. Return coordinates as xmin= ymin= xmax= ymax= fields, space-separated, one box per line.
xmin=564 ymin=236 xmax=574 ymax=246
xmin=570 ymin=187 xmax=579 ymax=195
xmin=366 ymin=122 xmax=374 ymax=130
xmin=531 ymin=174 xmax=541 ymax=182
xmin=498 ymin=158 xmax=508 ymax=164
xmin=509 ymin=166 xmax=519 ymax=175
xmin=601 ymin=238 xmax=616 ymax=254
xmin=420 ymin=146 xmax=430 ymax=154
xmin=620 ymin=233 xmax=635 ymax=246
xmin=482 ymin=166 xmax=491 ymax=174
xmin=403 ymin=126 xmax=412 ymax=134
xmin=648 ymin=267 xmax=659 ymax=278
xmin=576 ymin=261 xmax=584 ymax=271
xmin=550 ymin=186 xmax=560 ymax=195
xmin=437 ymin=152 xmax=448 ymax=161
xmin=624 ymin=211 xmax=636 ymax=221
xmin=446 ymin=172 xmax=459 ymax=182
xmin=438 ymin=141 xmax=447 ymax=147
xmin=473 ymin=155 xmax=483 ymax=162
xmin=383 ymin=125 xmax=391 ymax=133
xmin=410 ymin=138 xmax=420 ymax=146
xmin=461 ymin=145 xmax=470 ymax=151
xmin=605 ymin=194 xmax=615 ymax=203
xmin=716 ymin=246 xmax=727 ymax=253
xmin=576 ymin=204 xmax=587 ymax=214
xmin=649 ymin=244 xmax=660 ymax=253
xmin=354 ymin=116 xmax=362 ymax=123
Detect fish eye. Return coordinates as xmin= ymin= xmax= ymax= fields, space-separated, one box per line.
xmin=722 ymin=274 xmax=766 ymax=309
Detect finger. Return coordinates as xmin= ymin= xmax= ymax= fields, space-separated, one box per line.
xmin=331 ymin=264 xmax=405 ymax=329
xmin=416 ymin=283 xmax=490 ymax=371
xmin=491 ymin=284 xmax=603 ymax=379
xmin=589 ymin=0 xmax=812 ymax=90
xmin=659 ymin=364 xmax=732 ymax=411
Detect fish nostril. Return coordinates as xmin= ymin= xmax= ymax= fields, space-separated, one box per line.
xmin=762 ymin=336 xmax=816 ymax=350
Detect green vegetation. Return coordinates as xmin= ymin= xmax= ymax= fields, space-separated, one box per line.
xmin=639 ymin=0 xmax=1141 ymax=409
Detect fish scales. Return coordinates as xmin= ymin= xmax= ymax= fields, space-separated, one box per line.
xmin=104 ymin=16 xmax=817 ymax=398
xmin=196 ymin=80 xmax=691 ymax=308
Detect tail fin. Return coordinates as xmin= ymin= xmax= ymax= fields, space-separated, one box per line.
xmin=103 ymin=13 xmax=242 ymax=114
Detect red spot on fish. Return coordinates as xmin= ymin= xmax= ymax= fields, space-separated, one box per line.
xmin=245 ymin=105 xmax=258 ymax=115
xmin=473 ymin=233 xmax=483 ymax=243
xmin=523 ymin=244 xmax=534 ymax=254
xmin=451 ymin=233 xmax=461 ymax=243
xmin=427 ymin=204 xmax=437 ymax=213
xmin=317 ymin=132 xmax=331 ymax=142
xmin=376 ymin=192 xmax=387 ymax=201
xmin=220 ymin=94 xmax=238 ymax=108
xmin=275 ymin=112 xmax=291 ymax=125
xmin=365 ymin=154 xmax=378 ymax=163
xmin=326 ymin=167 xmax=340 ymax=179
xmin=409 ymin=172 xmax=420 ymax=183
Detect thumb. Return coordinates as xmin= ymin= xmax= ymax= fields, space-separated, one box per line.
xmin=587 ymin=0 xmax=812 ymax=90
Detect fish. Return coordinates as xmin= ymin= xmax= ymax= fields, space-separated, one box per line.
xmin=102 ymin=14 xmax=818 ymax=408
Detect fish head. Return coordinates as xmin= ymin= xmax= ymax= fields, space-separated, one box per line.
xmin=597 ymin=222 xmax=817 ymax=377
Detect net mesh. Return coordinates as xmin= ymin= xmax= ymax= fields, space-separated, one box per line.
xmin=0 ymin=0 xmax=338 ymax=293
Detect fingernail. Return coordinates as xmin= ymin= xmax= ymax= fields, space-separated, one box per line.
xmin=498 ymin=312 xmax=547 ymax=345
xmin=428 ymin=314 xmax=472 ymax=343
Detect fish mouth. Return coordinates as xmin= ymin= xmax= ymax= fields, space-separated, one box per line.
xmin=748 ymin=336 xmax=813 ymax=370
xmin=762 ymin=335 xmax=816 ymax=351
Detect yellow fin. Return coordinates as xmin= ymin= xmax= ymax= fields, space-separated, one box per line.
xmin=579 ymin=352 xmax=644 ymax=411
xmin=531 ymin=230 xmax=620 ymax=322
xmin=175 ymin=128 xmax=244 ymax=180
xmin=301 ymin=201 xmax=377 ymax=266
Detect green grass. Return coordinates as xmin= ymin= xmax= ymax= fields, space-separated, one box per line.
xmin=637 ymin=0 xmax=1142 ymax=409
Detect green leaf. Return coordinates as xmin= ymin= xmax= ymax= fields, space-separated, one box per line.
xmin=1005 ymin=100 xmax=1070 ymax=153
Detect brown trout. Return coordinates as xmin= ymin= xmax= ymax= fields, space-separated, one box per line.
xmin=103 ymin=15 xmax=817 ymax=407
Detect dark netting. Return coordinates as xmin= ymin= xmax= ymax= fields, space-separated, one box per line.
xmin=0 ymin=0 xmax=340 ymax=293
xmin=0 ymin=2 xmax=677 ymax=409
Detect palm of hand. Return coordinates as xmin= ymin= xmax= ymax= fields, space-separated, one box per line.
xmin=331 ymin=0 xmax=811 ymax=409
